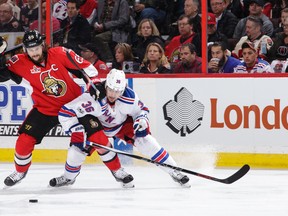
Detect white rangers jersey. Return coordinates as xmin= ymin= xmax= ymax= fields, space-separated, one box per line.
xmin=59 ymin=86 xmax=149 ymax=137
xmin=234 ymin=58 xmax=274 ymax=73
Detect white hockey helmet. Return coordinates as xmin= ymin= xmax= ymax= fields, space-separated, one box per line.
xmin=105 ymin=69 xmax=126 ymax=93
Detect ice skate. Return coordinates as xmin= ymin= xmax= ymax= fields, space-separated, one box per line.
xmin=4 ymin=171 xmax=27 ymax=187
xmin=111 ymin=168 xmax=134 ymax=188
xmin=49 ymin=175 xmax=76 ymax=187
xmin=170 ymin=171 xmax=191 ymax=188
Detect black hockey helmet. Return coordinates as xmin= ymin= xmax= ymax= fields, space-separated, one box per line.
xmin=23 ymin=30 xmax=43 ymax=48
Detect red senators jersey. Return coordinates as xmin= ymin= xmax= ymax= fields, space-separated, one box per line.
xmin=7 ymin=47 xmax=92 ymax=116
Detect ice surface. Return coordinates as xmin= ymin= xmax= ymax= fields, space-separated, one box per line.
xmin=0 ymin=163 xmax=287 ymax=216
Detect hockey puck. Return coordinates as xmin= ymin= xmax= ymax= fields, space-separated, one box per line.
xmin=29 ymin=199 xmax=38 ymax=203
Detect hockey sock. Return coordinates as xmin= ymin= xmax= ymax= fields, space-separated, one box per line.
xmin=88 ymin=131 xmax=121 ymax=171
xmin=135 ymin=135 xmax=177 ymax=175
xmin=14 ymin=133 xmax=36 ymax=173
xmin=64 ymin=145 xmax=86 ymax=180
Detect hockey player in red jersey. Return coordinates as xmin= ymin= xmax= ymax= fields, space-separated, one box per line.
xmin=50 ymin=69 xmax=190 ymax=187
xmin=0 ymin=30 xmax=133 ymax=187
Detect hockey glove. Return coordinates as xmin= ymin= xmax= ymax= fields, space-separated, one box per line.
xmin=86 ymin=78 xmax=106 ymax=100
xmin=133 ymin=114 xmax=150 ymax=137
xmin=69 ymin=124 xmax=93 ymax=155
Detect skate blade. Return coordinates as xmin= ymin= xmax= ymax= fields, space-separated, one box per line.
xmin=121 ymin=182 xmax=135 ymax=188
xmin=180 ymin=182 xmax=191 ymax=188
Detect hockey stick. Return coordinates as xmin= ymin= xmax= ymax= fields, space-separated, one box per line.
xmin=91 ymin=142 xmax=250 ymax=184
xmin=66 ymin=51 xmax=100 ymax=98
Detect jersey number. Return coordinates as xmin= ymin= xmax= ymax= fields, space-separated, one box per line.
xmin=81 ymin=101 xmax=94 ymax=113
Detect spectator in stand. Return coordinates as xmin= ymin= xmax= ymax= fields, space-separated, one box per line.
xmin=79 ymin=43 xmax=109 ymax=76
xmin=171 ymin=43 xmax=202 ymax=73
xmin=261 ymin=0 xmax=273 ymax=18
xmin=20 ymin=0 xmax=39 ymax=30
xmin=273 ymin=8 xmax=288 ymax=37
xmin=60 ymin=0 xmax=91 ymax=54
xmin=133 ymin=0 xmax=168 ymax=30
xmin=7 ymin=0 xmax=20 ymax=20
xmin=208 ymin=41 xmax=241 ymax=73
xmin=132 ymin=18 xmax=164 ymax=63
xmin=232 ymin=15 xmax=273 ymax=59
xmin=234 ymin=41 xmax=273 ymax=73
xmin=140 ymin=42 xmax=171 ymax=73
xmin=166 ymin=0 xmax=201 ymax=45
xmin=79 ymin=0 xmax=97 ymax=24
xmin=270 ymin=60 xmax=288 ymax=73
xmin=271 ymin=0 xmax=288 ymax=19
xmin=267 ymin=19 xmax=288 ymax=63
xmin=165 ymin=14 xmax=201 ymax=63
xmin=53 ymin=0 xmax=67 ymax=24
xmin=0 ymin=2 xmax=23 ymax=32
xmin=225 ymin=0 xmax=245 ymax=19
xmin=92 ymin=0 xmax=130 ymax=62
xmin=233 ymin=0 xmax=274 ymax=39
xmin=112 ymin=43 xmax=138 ymax=73
xmin=30 ymin=2 xmax=60 ymax=35
xmin=210 ymin=0 xmax=238 ymax=38
xmin=207 ymin=12 xmax=228 ymax=52
xmin=184 ymin=0 xmax=201 ymax=34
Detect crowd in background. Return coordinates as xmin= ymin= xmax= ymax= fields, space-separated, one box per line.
xmin=0 ymin=0 xmax=288 ymax=73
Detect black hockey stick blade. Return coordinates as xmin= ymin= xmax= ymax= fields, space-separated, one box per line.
xmin=196 ymin=164 xmax=250 ymax=184
xmin=91 ymin=143 xmax=250 ymax=184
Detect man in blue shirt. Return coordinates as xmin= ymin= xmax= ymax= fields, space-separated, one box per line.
xmin=208 ymin=42 xmax=241 ymax=73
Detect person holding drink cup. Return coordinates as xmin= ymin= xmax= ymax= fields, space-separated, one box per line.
xmin=208 ymin=42 xmax=241 ymax=73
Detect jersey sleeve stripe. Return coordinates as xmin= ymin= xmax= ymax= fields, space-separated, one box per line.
xmin=59 ymin=106 xmax=77 ymax=117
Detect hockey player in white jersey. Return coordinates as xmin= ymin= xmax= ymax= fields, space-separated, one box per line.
xmin=50 ymin=69 xmax=190 ymax=187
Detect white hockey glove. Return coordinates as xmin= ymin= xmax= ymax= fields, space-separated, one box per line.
xmin=133 ymin=114 xmax=150 ymax=137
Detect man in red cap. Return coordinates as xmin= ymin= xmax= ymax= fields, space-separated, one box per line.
xmin=234 ymin=41 xmax=273 ymax=73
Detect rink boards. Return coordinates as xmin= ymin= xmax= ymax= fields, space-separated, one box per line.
xmin=1 ymin=76 xmax=288 ymax=169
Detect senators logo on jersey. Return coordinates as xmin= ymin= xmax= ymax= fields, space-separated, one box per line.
xmin=40 ymin=72 xmax=66 ymax=97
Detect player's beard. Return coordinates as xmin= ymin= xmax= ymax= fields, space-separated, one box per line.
xmin=30 ymin=54 xmax=44 ymax=64
xmin=29 ymin=49 xmax=47 ymax=64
